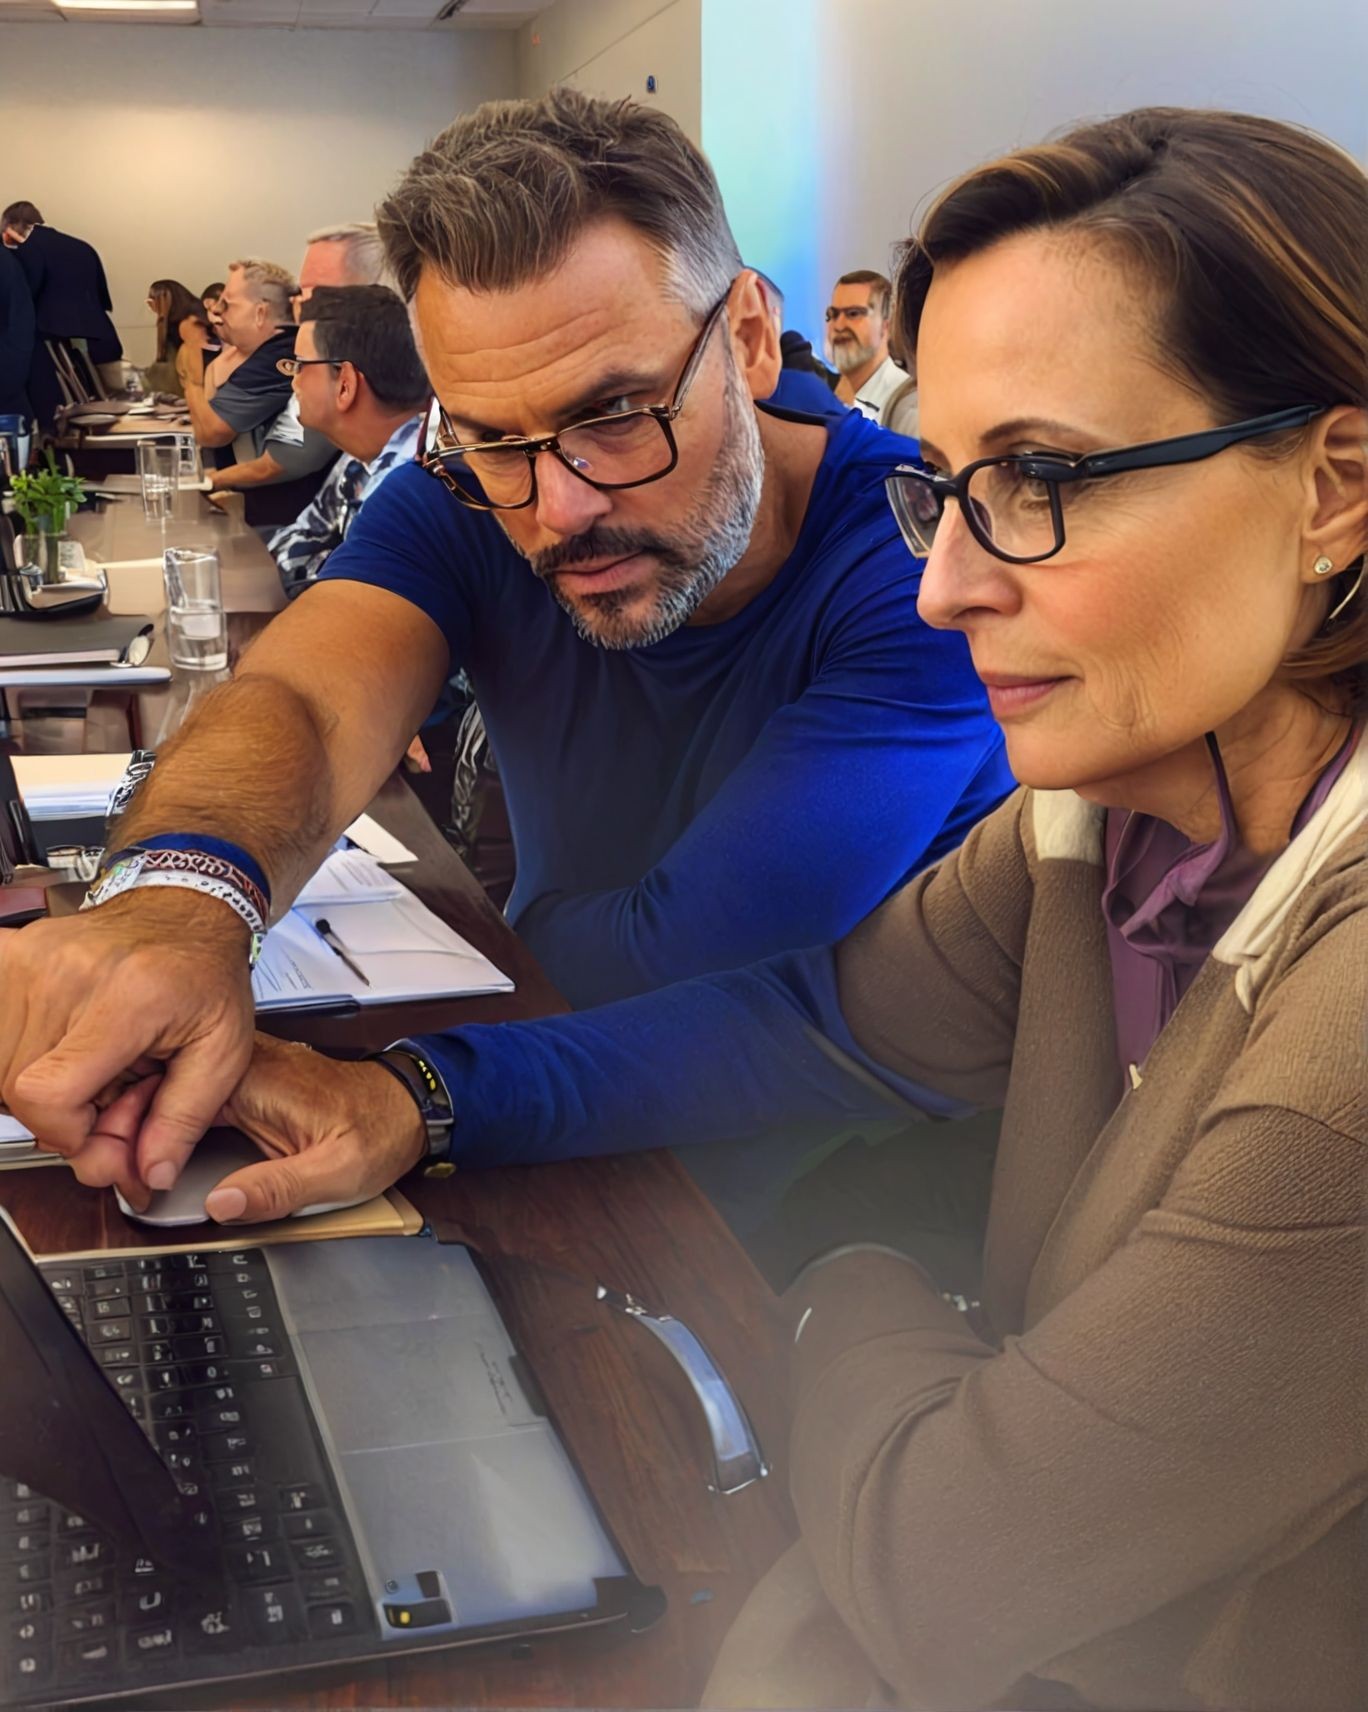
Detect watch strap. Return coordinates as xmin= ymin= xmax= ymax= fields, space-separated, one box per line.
xmin=371 ymin=1042 xmax=455 ymax=1175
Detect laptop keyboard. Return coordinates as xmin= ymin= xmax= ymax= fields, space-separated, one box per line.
xmin=3 ymin=1249 xmax=377 ymax=1702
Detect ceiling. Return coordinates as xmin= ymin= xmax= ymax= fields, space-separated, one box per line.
xmin=0 ymin=0 xmax=549 ymax=29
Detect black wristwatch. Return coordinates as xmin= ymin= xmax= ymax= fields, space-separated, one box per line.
xmin=370 ymin=1041 xmax=455 ymax=1177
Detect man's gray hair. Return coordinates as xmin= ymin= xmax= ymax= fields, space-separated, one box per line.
xmin=377 ymin=86 xmax=741 ymax=318
xmin=305 ymin=222 xmax=392 ymax=288
xmin=228 ymin=257 xmax=297 ymax=323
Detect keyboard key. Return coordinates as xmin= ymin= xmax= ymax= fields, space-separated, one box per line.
xmin=307 ymin=1600 xmax=357 ymax=1640
xmin=284 ymin=1511 xmax=331 ymax=1541
xmin=108 ymin=1369 xmax=141 ymax=1394
xmin=303 ymin=1571 xmax=350 ymax=1602
xmin=235 ymin=1335 xmax=281 ymax=1359
xmin=57 ymin=1513 xmax=101 ymax=1537
xmin=150 ymin=1395 xmax=191 ymax=1422
xmin=148 ymin=1365 xmax=187 ymax=1392
xmin=89 ymin=1296 xmax=131 ymax=1320
xmin=211 ymin=1459 xmax=256 ymax=1492
xmin=290 ymin=1538 xmax=341 ymax=1571
xmin=15 ymin=1588 xmax=51 ymax=1616
xmin=7 ymin=1504 xmax=49 ymax=1529
xmin=222 ymin=1512 xmax=278 ymax=1544
xmin=42 ymin=1273 xmax=80 ymax=1296
xmin=208 ymin=1249 xmax=258 ymax=1270
xmin=182 ymin=1361 xmax=233 ymax=1388
xmin=84 ymin=1263 xmax=125 ymax=1282
xmin=155 ymin=1421 xmax=197 ymax=1449
xmin=192 ymin=1384 xmax=239 ymax=1414
xmin=126 ymin=1620 xmax=178 ymax=1660
xmin=58 ymin=1539 xmax=110 ymax=1572
xmin=202 ymin=1431 xmax=252 ymax=1462
xmin=8 ymin=1613 xmax=49 ymax=1647
xmin=57 ymin=1571 xmax=110 ymax=1604
xmin=163 ymin=1449 xmax=200 ymax=1477
xmin=60 ymin=1599 xmax=115 ymax=1635
xmin=183 ymin=1598 xmax=244 ymax=1655
xmin=200 ymin=1404 xmax=245 ymax=1431
xmin=7 ymin=1642 xmax=51 ymax=1686
xmin=119 ymin=1584 xmax=174 ymax=1622
xmin=174 ymin=1333 xmax=228 ymax=1360
xmin=225 ymin=1543 xmax=289 ymax=1584
xmin=59 ymin=1633 xmax=116 ymax=1673
xmin=221 ymin=1486 xmax=273 ymax=1516
xmin=144 ymin=1340 xmax=176 ymax=1366
xmin=279 ymin=1483 xmax=326 ymax=1514
xmin=243 ymin=1582 xmax=304 ymax=1645
xmin=88 ymin=1278 xmax=129 ymax=1300
xmin=234 ymin=1356 xmax=295 ymax=1381
xmin=3 ymin=1530 xmax=50 ymax=1558
xmin=97 ymin=1345 xmax=138 ymax=1369
xmin=15 ymin=1556 xmax=50 ymax=1583
xmin=90 ymin=1319 xmax=133 ymax=1344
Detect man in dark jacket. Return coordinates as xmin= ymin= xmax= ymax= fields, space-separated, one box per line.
xmin=0 ymin=241 xmax=34 ymax=419
xmin=2 ymin=201 xmax=123 ymax=421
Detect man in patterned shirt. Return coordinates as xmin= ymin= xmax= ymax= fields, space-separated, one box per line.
xmin=269 ymin=285 xmax=428 ymax=597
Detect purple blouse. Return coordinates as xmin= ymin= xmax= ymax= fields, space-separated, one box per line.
xmin=1102 ymin=724 xmax=1361 ymax=1078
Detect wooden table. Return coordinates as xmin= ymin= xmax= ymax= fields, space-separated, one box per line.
xmin=0 ymin=782 xmax=797 ymax=1708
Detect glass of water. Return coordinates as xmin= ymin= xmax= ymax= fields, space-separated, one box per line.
xmin=137 ymin=440 xmax=177 ymax=522
xmin=163 ymin=548 xmax=228 ymax=671
xmin=174 ymin=433 xmax=201 ymax=487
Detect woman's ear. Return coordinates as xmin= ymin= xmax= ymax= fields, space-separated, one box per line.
xmin=1305 ymin=405 xmax=1368 ymax=571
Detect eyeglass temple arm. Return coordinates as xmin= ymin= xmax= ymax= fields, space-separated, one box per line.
xmin=1075 ymin=405 xmax=1324 ymax=480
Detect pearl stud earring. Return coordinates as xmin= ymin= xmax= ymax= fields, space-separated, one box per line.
xmin=1313 ymin=556 xmax=1335 ymax=576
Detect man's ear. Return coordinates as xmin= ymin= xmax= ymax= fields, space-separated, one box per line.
xmin=1304 ymin=405 xmax=1368 ymax=572
xmin=729 ymin=269 xmax=781 ymax=403
xmin=335 ymin=362 xmax=361 ymax=414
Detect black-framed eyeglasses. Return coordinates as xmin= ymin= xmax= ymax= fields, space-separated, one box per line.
xmin=417 ymin=288 xmax=733 ymax=512
xmin=276 ymin=357 xmax=345 ymax=378
xmin=824 ymin=305 xmax=872 ymax=323
xmin=885 ymin=405 xmax=1327 ymax=565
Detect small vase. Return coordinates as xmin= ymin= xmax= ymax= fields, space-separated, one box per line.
xmin=37 ymin=527 xmax=67 ymax=585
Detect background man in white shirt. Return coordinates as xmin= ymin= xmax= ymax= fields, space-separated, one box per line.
xmin=826 ymin=269 xmax=904 ymax=419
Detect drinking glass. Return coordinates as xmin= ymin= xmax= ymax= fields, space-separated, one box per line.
xmin=174 ymin=433 xmax=201 ymax=487
xmin=137 ymin=441 xmax=177 ymax=522
xmin=163 ymin=548 xmax=228 ymax=671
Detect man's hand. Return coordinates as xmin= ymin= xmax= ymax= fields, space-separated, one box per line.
xmin=0 ymin=891 xmax=256 ymax=1207
xmin=204 ymin=1034 xmax=429 ymax=1223
xmin=403 ymin=734 xmax=432 ymax=775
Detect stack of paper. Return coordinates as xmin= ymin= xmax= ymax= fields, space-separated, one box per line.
xmin=0 ymin=1114 xmax=60 ymax=1171
xmin=12 ymin=751 xmax=129 ymax=821
xmin=252 ymin=888 xmax=513 ymax=1012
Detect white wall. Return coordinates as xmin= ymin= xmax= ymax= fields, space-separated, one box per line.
xmin=517 ymin=0 xmax=701 ymax=142
xmin=0 ymin=23 xmax=516 ymax=365
xmin=810 ymin=0 xmax=1368 ymax=336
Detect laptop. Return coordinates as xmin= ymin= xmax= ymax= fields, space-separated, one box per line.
xmin=0 ymin=1206 xmax=663 ymax=1706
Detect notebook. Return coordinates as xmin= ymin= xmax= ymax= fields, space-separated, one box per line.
xmin=0 ymin=615 xmax=154 ymax=670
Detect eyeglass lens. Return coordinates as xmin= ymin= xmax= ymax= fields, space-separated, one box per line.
xmin=433 ymin=412 xmax=675 ymax=508
xmin=890 ymin=462 xmax=1064 ymax=560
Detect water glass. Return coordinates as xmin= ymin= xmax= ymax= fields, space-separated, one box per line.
xmin=174 ymin=433 xmax=201 ymax=486
xmin=163 ymin=548 xmax=228 ymax=671
xmin=137 ymin=441 xmax=177 ymax=522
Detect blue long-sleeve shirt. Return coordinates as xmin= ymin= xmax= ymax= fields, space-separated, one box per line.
xmin=319 ymin=407 xmax=1012 ymax=1006
xmin=413 ymin=946 xmax=971 ymax=1169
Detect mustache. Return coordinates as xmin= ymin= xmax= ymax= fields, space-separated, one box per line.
xmin=528 ymin=527 xmax=677 ymax=581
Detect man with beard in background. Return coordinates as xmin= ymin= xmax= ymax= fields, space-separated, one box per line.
xmin=826 ymin=269 xmax=906 ymax=422
xmin=0 ymin=91 xmax=1011 ymax=1216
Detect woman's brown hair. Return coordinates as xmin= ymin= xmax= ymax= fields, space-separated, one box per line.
xmin=147 ymin=279 xmax=206 ymax=363
xmin=895 ymin=107 xmax=1368 ymax=711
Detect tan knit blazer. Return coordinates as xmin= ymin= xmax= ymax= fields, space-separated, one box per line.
xmin=707 ymin=738 xmax=1367 ymax=1712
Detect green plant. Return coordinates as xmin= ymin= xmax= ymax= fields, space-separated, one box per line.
xmin=10 ymin=451 xmax=86 ymax=537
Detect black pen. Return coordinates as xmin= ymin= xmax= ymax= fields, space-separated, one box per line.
xmin=312 ymin=917 xmax=371 ymax=988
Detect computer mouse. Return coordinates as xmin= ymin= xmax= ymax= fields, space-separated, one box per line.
xmin=114 ymin=1127 xmax=368 ymax=1226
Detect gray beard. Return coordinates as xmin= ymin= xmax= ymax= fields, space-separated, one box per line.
xmin=830 ymin=337 xmax=877 ymax=375
xmin=517 ymin=351 xmax=767 ymax=651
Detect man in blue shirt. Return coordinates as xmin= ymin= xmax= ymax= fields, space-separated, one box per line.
xmin=0 ymin=88 xmax=1009 ymax=1204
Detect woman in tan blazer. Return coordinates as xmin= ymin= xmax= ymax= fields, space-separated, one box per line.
xmin=700 ymin=106 xmax=1366 ymax=1712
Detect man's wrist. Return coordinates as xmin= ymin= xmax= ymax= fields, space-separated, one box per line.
xmin=369 ymin=1042 xmax=455 ymax=1176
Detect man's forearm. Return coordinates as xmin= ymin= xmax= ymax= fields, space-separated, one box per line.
xmin=210 ymin=451 xmax=284 ymax=491
xmin=114 ymin=674 xmax=337 ymax=910
xmin=184 ymin=378 xmax=234 ymax=448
